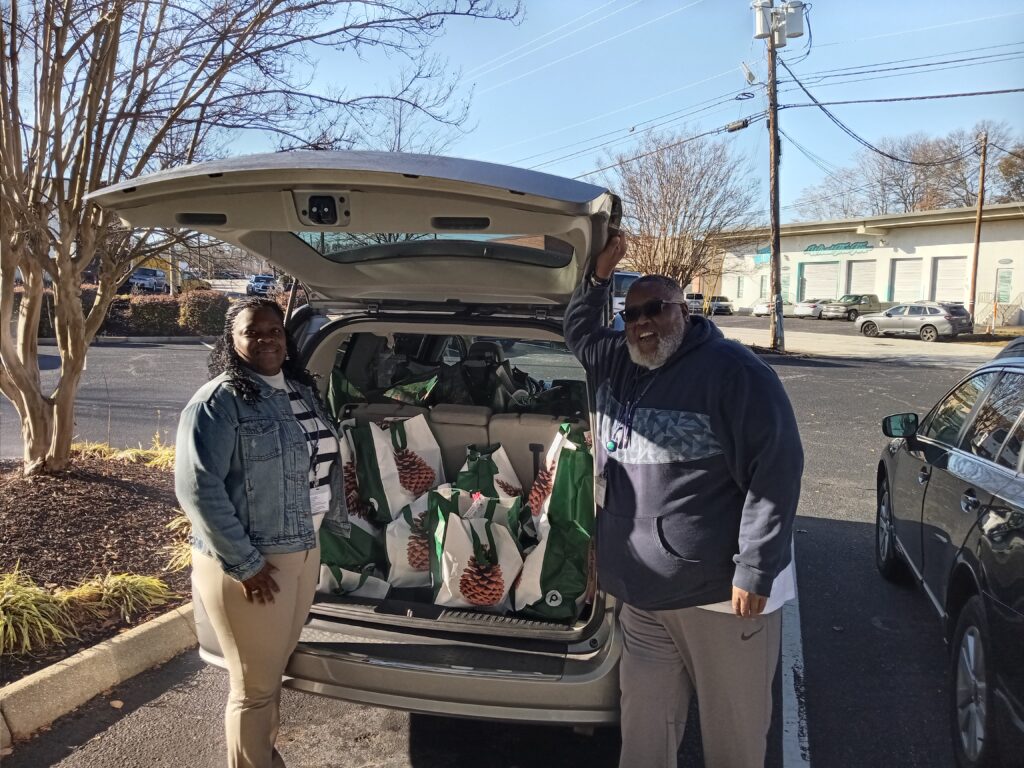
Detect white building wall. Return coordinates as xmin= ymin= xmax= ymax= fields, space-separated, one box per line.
xmin=721 ymin=217 xmax=1023 ymax=324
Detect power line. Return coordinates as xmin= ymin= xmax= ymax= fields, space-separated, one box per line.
xmin=478 ymin=0 xmax=710 ymax=95
xmin=784 ymin=49 xmax=1024 ymax=85
xmin=573 ymin=113 xmax=766 ymax=180
xmin=780 ymin=86 xmax=1024 ymax=109
xmin=990 ymin=143 xmax=1024 ymax=163
xmin=465 ymin=0 xmax=640 ymax=80
xmin=815 ymin=10 xmax=1024 ymax=47
xmin=778 ymin=58 xmax=985 ymax=168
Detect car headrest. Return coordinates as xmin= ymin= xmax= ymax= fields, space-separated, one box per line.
xmin=466 ymin=340 xmax=505 ymax=364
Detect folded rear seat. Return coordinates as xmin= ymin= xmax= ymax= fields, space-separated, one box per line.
xmin=488 ymin=413 xmax=587 ymax=488
xmin=427 ymin=404 xmax=491 ymax=480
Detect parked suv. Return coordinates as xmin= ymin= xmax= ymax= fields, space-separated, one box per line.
xmin=821 ymin=293 xmax=882 ymax=321
xmin=856 ymin=302 xmax=973 ymax=342
xmin=684 ymin=292 xmax=704 ymax=315
xmin=88 ymin=151 xmax=623 ymax=725
xmin=246 ymin=274 xmax=279 ymax=296
xmin=126 ymin=266 xmax=168 ymax=293
xmin=708 ymin=295 xmax=733 ymax=315
xmin=876 ymin=356 xmax=1024 ymax=767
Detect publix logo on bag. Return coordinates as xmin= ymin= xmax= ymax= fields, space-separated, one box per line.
xmin=545 ymin=590 xmax=563 ymax=607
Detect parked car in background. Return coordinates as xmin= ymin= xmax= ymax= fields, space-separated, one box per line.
xmin=875 ymin=357 xmax=1024 ymax=767
xmin=612 ymin=270 xmax=642 ymax=316
xmin=178 ymin=271 xmax=212 ymax=292
xmin=751 ymin=298 xmax=795 ymax=317
xmin=794 ymin=298 xmax=833 ymax=319
xmin=684 ymin=292 xmax=704 ymax=315
xmin=856 ymin=302 xmax=973 ymax=342
xmin=708 ymin=295 xmax=734 ymax=315
xmin=246 ymin=274 xmax=279 ymax=295
xmin=126 ymin=267 xmax=168 ymax=293
xmin=821 ymin=294 xmax=882 ymax=321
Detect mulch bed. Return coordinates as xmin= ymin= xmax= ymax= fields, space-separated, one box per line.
xmin=0 ymin=457 xmax=191 ymax=686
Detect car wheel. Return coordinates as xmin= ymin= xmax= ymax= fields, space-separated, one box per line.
xmin=920 ymin=325 xmax=939 ymax=342
xmin=847 ymin=309 xmax=859 ymax=321
xmin=950 ymin=596 xmax=1001 ymax=768
xmin=875 ymin=475 xmax=908 ymax=582
xmin=862 ymin=322 xmax=879 ymax=338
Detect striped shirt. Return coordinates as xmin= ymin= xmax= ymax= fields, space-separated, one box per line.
xmin=257 ymin=371 xmax=338 ymax=532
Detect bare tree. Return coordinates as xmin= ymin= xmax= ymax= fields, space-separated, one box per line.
xmin=604 ymin=130 xmax=758 ymax=288
xmin=792 ymin=167 xmax=871 ymax=221
xmin=994 ymin=145 xmax=1024 ymax=203
xmin=0 ymin=0 xmax=520 ymax=475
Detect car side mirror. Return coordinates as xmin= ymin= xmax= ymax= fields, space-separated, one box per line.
xmin=883 ymin=413 xmax=919 ymax=438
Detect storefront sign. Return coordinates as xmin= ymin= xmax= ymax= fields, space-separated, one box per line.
xmin=804 ymin=241 xmax=873 ymax=255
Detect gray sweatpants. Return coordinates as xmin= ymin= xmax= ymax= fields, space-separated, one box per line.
xmin=618 ymin=602 xmax=782 ymax=768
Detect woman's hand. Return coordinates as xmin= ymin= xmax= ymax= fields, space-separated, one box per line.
xmin=241 ymin=562 xmax=280 ymax=604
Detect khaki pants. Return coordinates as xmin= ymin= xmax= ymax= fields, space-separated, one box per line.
xmin=192 ymin=547 xmax=320 ymax=768
xmin=618 ymin=602 xmax=782 ymax=768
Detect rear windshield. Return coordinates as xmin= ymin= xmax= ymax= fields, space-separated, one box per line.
xmin=710 ymin=296 xmax=729 ymax=302
xmin=944 ymin=305 xmax=969 ymax=316
xmin=294 ymin=232 xmax=574 ymax=268
xmin=837 ymin=295 xmax=861 ymax=303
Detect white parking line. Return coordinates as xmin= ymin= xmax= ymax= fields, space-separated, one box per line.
xmin=782 ymin=575 xmax=811 ymax=767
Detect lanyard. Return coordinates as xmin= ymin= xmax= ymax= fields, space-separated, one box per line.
xmin=607 ymin=368 xmax=662 ymax=452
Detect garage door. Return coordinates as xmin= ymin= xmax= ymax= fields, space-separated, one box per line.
xmin=891 ymin=258 xmax=923 ymax=302
xmin=800 ymin=262 xmax=839 ymax=301
xmin=847 ymin=260 xmax=876 ymax=295
xmin=931 ymin=257 xmax=967 ymax=302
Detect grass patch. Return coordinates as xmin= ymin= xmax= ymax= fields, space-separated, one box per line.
xmin=0 ymin=565 xmax=76 ymax=656
xmin=72 ymin=432 xmax=175 ymax=470
xmin=162 ymin=513 xmax=193 ymax=572
xmin=60 ymin=574 xmax=173 ymax=622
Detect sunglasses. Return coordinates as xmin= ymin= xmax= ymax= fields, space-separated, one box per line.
xmin=620 ymin=298 xmax=685 ymax=324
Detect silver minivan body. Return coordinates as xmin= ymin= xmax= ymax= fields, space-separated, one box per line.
xmin=88 ymin=152 xmax=623 ymax=724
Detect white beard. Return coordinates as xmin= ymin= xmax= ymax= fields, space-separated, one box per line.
xmin=627 ymin=325 xmax=684 ymax=369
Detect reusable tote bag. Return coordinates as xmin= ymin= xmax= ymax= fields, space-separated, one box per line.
xmin=369 ymin=415 xmax=446 ymax=514
xmin=454 ymin=443 xmax=523 ymax=500
xmin=385 ymin=495 xmax=432 ymax=588
xmin=514 ymin=424 xmax=595 ymax=621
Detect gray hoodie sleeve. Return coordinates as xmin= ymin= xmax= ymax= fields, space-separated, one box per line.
xmin=711 ymin=351 xmax=804 ymax=596
xmin=563 ymin=277 xmax=621 ymax=375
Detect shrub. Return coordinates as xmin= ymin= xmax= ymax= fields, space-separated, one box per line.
xmin=61 ymin=574 xmax=172 ymax=622
xmin=178 ymin=290 xmax=229 ymax=335
xmin=0 ymin=566 xmax=76 ymax=655
xmin=127 ymin=294 xmax=181 ymax=335
xmin=10 ymin=283 xmax=101 ymax=338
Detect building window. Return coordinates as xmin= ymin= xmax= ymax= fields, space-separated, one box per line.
xmin=760 ymin=275 xmax=768 ymax=299
xmin=737 ymin=277 xmax=744 ymax=298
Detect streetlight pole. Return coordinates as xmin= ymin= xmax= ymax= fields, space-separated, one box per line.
xmin=766 ymin=16 xmax=784 ymax=353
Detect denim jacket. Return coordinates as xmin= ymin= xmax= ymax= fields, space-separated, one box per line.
xmin=175 ymin=372 xmax=350 ymax=582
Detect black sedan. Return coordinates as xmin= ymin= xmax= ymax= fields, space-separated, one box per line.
xmin=875 ymin=354 xmax=1024 ymax=768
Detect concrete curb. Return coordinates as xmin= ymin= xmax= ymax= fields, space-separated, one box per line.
xmin=36 ymin=336 xmax=217 ymax=345
xmin=0 ymin=603 xmax=197 ymax=749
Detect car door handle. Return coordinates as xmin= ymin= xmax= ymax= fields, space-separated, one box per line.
xmin=917 ymin=468 xmax=930 ymax=485
xmin=960 ymin=491 xmax=980 ymax=515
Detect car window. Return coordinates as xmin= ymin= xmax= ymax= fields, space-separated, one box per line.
xmin=996 ymin=417 xmax=1023 ymax=472
xmin=908 ymin=306 xmax=926 ymax=316
xmin=889 ymin=306 xmax=908 ymax=316
xmin=922 ymin=373 xmax=995 ymax=447
xmin=945 ymin=305 xmax=969 ymax=317
xmin=613 ymin=273 xmax=640 ymax=298
xmin=960 ymin=373 xmax=1024 ymax=463
xmin=928 ymin=307 xmax=942 ymax=315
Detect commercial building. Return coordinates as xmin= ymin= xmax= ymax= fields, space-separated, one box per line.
xmin=712 ymin=202 xmax=1024 ymax=325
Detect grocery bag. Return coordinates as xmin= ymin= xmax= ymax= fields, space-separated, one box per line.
xmin=370 ymin=415 xmax=446 ymax=515
xmin=385 ymin=495 xmax=433 ymax=588
xmin=344 ymin=422 xmax=395 ymax=524
xmin=454 ymin=443 xmax=523 ymax=501
xmin=317 ymin=562 xmax=390 ymax=599
xmin=514 ymin=424 xmax=595 ymax=621
xmin=428 ymin=489 xmax=524 ymax=612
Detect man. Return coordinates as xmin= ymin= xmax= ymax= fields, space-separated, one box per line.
xmin=564 ymin=234 xmax=803 ymax=768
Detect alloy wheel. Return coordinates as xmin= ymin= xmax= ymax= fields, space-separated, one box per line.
xmin=862 ymin=322 xmax=879 ymax=338
xmin=920 ymin=325 xmax=938 ymax=342
xmin=955 ymin=627 xmax=987 ymax=762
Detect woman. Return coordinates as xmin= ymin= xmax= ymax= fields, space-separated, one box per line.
xmin=175 ymin=296 xmax=348 ymax=768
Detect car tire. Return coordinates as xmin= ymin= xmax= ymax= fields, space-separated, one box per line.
xmin=847 ymin=309 xmax=859 ymax=321
xmin=862 ymin=322 xmax=879 ymax=338
xmin=950 ymin=596 xmax=1003 ymax=768
xmin=875 ymin=475 xmax=909 ymax=582
xmin=920 ymin=325 xmax=939 ymax=342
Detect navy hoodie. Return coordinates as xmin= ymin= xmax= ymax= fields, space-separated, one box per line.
xmin=564 ymin=278 xmax=804 ymax=611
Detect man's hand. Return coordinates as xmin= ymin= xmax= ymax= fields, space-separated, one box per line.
xmin=594 ymin=233 xmax=627 ymax=280
xmin=732 ymin=586 xmax=768 ymax=618
xmin=242 ymin=562 xmax=280 ymax=604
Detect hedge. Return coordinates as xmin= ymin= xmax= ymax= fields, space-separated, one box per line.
xmin=178 ymin=290 xmax=229 ymax=335
xmin=127 ymin=294 xmax=181 ymax=336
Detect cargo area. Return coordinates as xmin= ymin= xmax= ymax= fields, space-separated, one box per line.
xmin=303 ymin=320 xmax=604 ymax=641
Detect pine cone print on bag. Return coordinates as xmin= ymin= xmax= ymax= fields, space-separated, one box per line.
xmin=460 ymin=550 xmax=505 ymax=607
xmin=527 ymin=468 xmax=554 ymax=515
xmin=406 ymin=512 xmax=430 ymax=571
xmin=496 ymin=478 xmax=522 ymax=498
xmin=343 ymin=460 xmax=371 ymax=519
xmin=395 ymin=449 xmax=436 ymax=497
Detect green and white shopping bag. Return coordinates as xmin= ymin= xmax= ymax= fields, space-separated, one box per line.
xmin=454 ymin=443 xmax=523 ymax=501
xmin=385 ymin=495 xmax=432 ymax=588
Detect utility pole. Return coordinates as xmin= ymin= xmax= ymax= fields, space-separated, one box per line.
xmin=766 ymin=16 xmax=784 ymax=353
xmin=752 ymin=0 xmax=803 ymax=353
xmin=967 ymin=131 xmax=987 ymax=322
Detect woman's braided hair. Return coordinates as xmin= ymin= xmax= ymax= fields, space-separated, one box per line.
xmin=207 ymin=296 xmax=318 ymax=404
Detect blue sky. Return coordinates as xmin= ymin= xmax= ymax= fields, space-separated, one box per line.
xmin=272 ymin=1 xmax=1024 ymax=221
